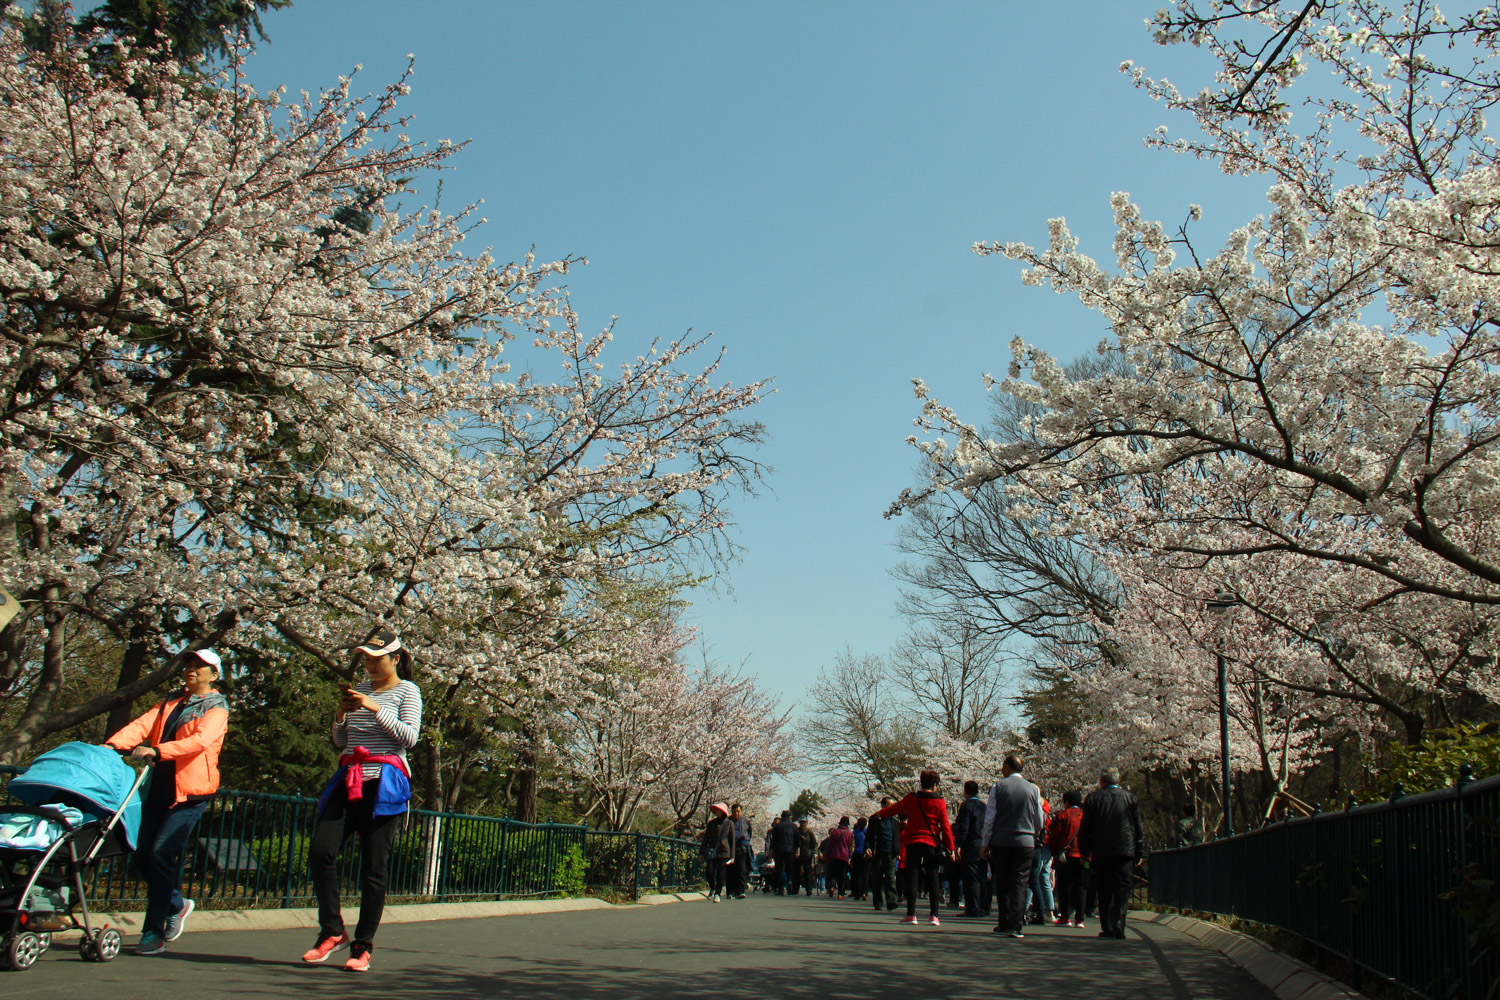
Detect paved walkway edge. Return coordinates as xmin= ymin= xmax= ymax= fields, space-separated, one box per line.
xmin=64 ymin=891 xmax=708 ymax=936
xmin=1134 ymin=911 xmax=1366 ymax=1000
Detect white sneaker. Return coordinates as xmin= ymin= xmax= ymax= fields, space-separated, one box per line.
xmin=710 ymin=893 xmax=720 ymax=903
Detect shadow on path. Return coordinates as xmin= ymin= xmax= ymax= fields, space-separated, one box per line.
xmin=0 ymin=896 xmax=1279 ymax=1000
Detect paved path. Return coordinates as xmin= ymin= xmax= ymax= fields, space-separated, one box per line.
xmin=0 ymin=896 xmax=1278 ymax=1000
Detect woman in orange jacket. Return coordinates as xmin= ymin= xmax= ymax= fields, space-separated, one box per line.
xmin=105 ymin=649 xmax=229 ymax=957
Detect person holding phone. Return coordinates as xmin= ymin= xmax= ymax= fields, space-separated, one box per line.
xmin=302 ymin=629 xmax=422 ymax=973
xmin=105 ymin=648 xmax=229 ymax=956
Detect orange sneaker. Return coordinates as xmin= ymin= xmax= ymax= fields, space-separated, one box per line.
xmin=302 ymin=932 xmax=349 ymax=963
xmin=343 ymin=949 xmax=370 ymax=972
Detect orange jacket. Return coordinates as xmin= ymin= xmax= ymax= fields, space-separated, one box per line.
xmin=106 ymin=692 xmax=228 ymax=804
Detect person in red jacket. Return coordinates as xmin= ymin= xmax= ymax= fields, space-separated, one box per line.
xmin=875 ymin=770 xmax=956 ymax=926
xmin=1047 ymin=788 xmax=1086 ymax=927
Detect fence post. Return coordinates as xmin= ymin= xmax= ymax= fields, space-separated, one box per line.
xmin=280 ymin=799 xmax=295 ymax=910
xmin=545 ymin=826 xmax=556 ymax=896
xmin=420 ymin=814 xmax=442 ymax=898
xmin=633 ymin=832 xmax=643 ymax=901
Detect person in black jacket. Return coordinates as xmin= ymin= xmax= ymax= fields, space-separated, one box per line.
xmin=865 ymin=796 xmax=898 ymax=911
xmin=769 ymin=809 xmax=798 ymax=896
xmin=702 ymin=802 xmax=737 ymax=902
xmin=1078 ymin=767 xmax=1145 ymax=939
xmin=953 ymin=779 xmax=990 ymax=918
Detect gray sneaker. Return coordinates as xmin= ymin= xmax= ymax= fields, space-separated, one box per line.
xmin=164 ymin=899 xmax=194 ymax=942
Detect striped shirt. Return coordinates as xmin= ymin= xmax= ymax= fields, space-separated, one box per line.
xmin=332 ymin=679 xmax=423 ymax=778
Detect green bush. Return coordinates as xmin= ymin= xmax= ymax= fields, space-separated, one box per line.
xmin=1376 ymin=723 xmax=1500 ymax=796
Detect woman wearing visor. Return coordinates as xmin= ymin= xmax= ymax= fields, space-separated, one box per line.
xmin=105 ymin=648 xmax=229 ymax=956
xmin=303 ymin=628 xmax=422 ymax=973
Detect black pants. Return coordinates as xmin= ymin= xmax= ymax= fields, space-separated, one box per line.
xmin=726 ymin=848 xmax=749 ymax=895
xmin=707 ymin=857 xmax=728 ymax=895
xmin=799 ymin=857 xmax=814 ymax=894
xmin=870 ymin=852 xmax=896 ymax=908
xmin=773 ymin=851 xmax=796 ymax=894
xmin=1094 ymin=855 xmax=1134 ymax=934
xmin=825 ymin=858 xmax=848 ymax=895
xmin=1056 ymin=855 xmax=1086 ymax=922
xmin=309 ymin=784 xmax=403 ymax=952
xmin=904 ymin=843 xmax=943 ymax=917
xmin=990 ymin=844 xmax=1034 ymax=933
xmin=960 ymin=846 xmax=989 ymax=916
xmin=849 ymin=854 xmax=867 ymax=899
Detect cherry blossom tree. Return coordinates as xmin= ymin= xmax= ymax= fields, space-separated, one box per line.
xmin=548 ymin=610 xmax=793 ymax=832
xmin=896 ymin=1 xmax=1500 ymax=605
xmin=0 ymin=28 xmax=768 ymax=760
xmin=891 ymin=0 xmax=1500 ymax=812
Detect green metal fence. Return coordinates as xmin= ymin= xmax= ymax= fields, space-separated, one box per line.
xmin=1 ymin=767 xmax=704 ymax=908
xmin=1147 ymin=767 xmax=1499 ymax=1000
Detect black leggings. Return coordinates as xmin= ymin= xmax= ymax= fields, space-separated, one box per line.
xmin=707 ymin=857 xmax=728 ymax=895
xmin=904 ymin=843 xmax=943 ymax=917
xmin=309 ymin=784 xmax=403 ymax=951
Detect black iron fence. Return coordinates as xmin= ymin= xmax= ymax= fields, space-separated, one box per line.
xmin=1 ymin=767 xmax=704 ymax=908
xmin=1148 ymin=767 xmax=1499 ymax=1000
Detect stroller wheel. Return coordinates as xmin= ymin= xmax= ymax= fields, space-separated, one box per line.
xmin=35 ymin=933 xmax=50 ymax=954
xmin=7 ymin=932 xmax=42 ymax=971
xmin=91 ymin=928 xmax=121 ymax=963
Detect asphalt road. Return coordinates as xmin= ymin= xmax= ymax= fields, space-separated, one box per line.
xmin=0 ymin=895 xmax=1278 ymax=1000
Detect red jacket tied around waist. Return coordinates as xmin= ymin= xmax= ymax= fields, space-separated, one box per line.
xmin=340 ymin=747 xmax=409 ymax=801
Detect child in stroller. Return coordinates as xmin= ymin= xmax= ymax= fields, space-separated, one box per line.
xmin=0 ymin=742 xmax=147 ymax=971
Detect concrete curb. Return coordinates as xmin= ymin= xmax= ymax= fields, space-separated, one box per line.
xmin=59 ymin=891 xmax=706 ymax=937
xmin=1134 ymin=911 xmax=1366 ymax=999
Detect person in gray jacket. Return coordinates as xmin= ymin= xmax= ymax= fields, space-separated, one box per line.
xmin=981 ymin=754 xmax=1046 ymax=938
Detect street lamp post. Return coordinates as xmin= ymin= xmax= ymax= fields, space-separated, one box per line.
xmin=1205 ymin=592 xmax=1237 ymax=837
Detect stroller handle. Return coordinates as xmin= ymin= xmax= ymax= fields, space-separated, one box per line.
xmin=80 ymin=755 xmax=152 ymax=866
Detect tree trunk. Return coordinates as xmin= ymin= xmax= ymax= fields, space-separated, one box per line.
xmin=421 ymin=738 xmax=442 ymax=811
xmin=2 ymin=584 xmax=65 ymax=764
xmin=445 ymin=751 xmax=470 ymax=812
xmin=104 ymin=628 xmax=150 ymax=737
xmin=514 ymin=746 xmax=539 ymax=823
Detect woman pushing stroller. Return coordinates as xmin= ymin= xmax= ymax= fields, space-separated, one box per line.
xmin=104 ymin=648 xmax=229 ymax=956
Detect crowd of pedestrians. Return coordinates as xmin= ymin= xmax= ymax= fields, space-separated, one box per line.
xmin=97 ymin=624 xmax=1142 ymax=972
xmin=707 ymin=755 xmax=1146 ymax=939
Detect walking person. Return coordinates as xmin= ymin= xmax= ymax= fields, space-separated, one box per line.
xmin=106 ymin=649 xmax=229 ymax=956
xmin=1079 ymin=767 xmax=1145 ymax=939
xmin=875 ymin=770 xmax=956 ymax=926
xmin=303 ymin=629 xmax=423 ymax=972
xmin=796 ymin=817 xmax=818 ymax=895
xmin=1048 ymin=789 xmax=1086 ymax=927
xmin=953 ymin=779 xmax=989 ymax=918
xmin=824 ymin=818 xmax=853 ymax=897
xmin=770 ymin=809 xmax=798 ymax=896
xmin=866 ymin=799 xmax=898 ymax=911
xmin=1026 ymin=785 xmax=1055 ymax=924
xmin=702 ymin=802 xmax=736 ymax=902
xmin=728 ymin=803 xmax=752 ymax=899
xmin=981 ymin=754 xmax=1045 ymax=939
xmin=850 ymin=817 xmax=868 ymax=900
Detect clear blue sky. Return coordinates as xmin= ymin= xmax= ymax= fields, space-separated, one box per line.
xmin=243 ymin=2 xmax=1268 ymax=796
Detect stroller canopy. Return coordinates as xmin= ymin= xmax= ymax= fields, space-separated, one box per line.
xmin=8 ymin=742 xmax=141 ymax=850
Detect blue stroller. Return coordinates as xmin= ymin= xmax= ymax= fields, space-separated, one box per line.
xmin=0 ymin=742 xmax=148 ymax=970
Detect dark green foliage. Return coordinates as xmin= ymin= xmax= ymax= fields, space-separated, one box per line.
xmin=1373 ymin=723 xmax=1500 ymax=797
xmin=78 ymin=0 xmax=290 ymax=62
xmin=217 ymin=641 xmax=340 ymax=796
xmin=787 ymin=788 xmax=824 ymax=820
